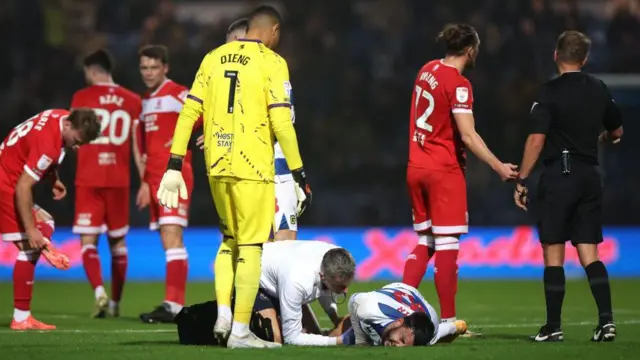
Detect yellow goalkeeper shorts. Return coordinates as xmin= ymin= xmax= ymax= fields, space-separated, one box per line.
xmin=209 ymin=177 xmax=275 ymax=245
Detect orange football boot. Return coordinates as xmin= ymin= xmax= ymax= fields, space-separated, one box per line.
xmin=42 ymin=244 xmax=70 ymax=270
xmin=10 ymin=316 xmax=56 ymax=330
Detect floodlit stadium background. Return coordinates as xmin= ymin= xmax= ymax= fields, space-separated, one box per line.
xmin=0 ymin=0 xmax=638 ymax=280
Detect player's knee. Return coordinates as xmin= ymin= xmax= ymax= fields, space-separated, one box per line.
xmin=434 ymin=236 xmax=460 ymax=251
xmin=160 ymin=224 xmax=184 ymax=249
xmin=16 ymin=248 xmax=41 ymax=264
xmin=108 ymin=236 xmax=126 ymax=251
xmin=80 ymin=234 xmax=99 ymax=247
xmin=418 ymin=233 xmax=435 ymax=249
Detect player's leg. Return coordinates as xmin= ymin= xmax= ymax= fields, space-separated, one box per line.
xmin=402 ymin=168 xmax=435 ymax=288
xmin=210 ymin=177 xmax=238 ymax=340
xmin=273 ymin=180 xmax=298 ymax=241
xmin=104 ymin=187 xmax=130 ymax=317
xmin=572 ymin=172 xmax=615 ymax=341
xmin=251 ymin=289 xmax=283 ymax=344
xmin=140 ymin=181 xmax=190 ymax=323
xmin=73 ymin=186 xmax=108 ymax=317
xmin=1 ymin=198 xmax=56 ymax=330
xmin=531 ymin=171 xmax=570 ymax=342
xmin=227 ymin=180 xmax=280 ymax=348
xmin=429 ymin=170 xmax=468 ymax=324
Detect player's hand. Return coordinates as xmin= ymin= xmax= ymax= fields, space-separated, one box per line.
xmin=495 ymin=163 xmax=519 ymax=182
xmin=52 ymin=180 xmax=67 ymax=200
xmin=136 ymin=182 xmax=151 ymax=210
xmin=196 ymin=135 xmax=205 ymax=150
xmin=164 ymin=139 xmax=173 ymax=148
xmin=291 ymin=168 xmax=312 ymax=216
xmin=157 ymin=170 xmax=188 ymax=209
xmin=514 ymin=183 xmax=529 ymax=211
xmin=27 ymin=228 xmax=47 ymax=249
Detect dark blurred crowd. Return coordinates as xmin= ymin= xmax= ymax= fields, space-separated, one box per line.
xmin=0 ymin=0 xmax=638 ymax=227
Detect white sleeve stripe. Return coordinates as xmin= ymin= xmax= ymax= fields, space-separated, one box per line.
xmin=23 ymin=165 xmax=41 ymax=181
xmin=452 ymin=109 xmax=473 ymax=114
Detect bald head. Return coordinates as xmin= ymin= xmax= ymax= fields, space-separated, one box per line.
xmin=245 ymin=5 xmax=282 ymax=49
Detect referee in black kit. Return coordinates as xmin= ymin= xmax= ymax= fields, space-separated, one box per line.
xmin=513 ymin=31 xmax=623 ymax=343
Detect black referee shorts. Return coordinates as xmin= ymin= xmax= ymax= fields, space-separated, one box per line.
xmin=535 ymin=162 xmax=604 ymax=246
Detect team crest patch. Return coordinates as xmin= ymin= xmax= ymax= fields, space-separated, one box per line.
xmin=456 ymin=87 xmax=469 ymax=103
xmin=37 ymin=155 xmax=53 ymax=170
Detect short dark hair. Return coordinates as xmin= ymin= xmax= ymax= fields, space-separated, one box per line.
xmin=228 ymin=18 xmax=249 ymax=36
xmin=403 ymin=312 xmax=435 ymax=346
xmin=248 ymin=5 xmax=282 ymax=26
xmin=436 ymin=23 xmax=479 ymax=56
xmin=83 ymin=49 xmax=114 ymax=73
xmin=139 ymin=45 xmax=169 ymax=65
xmin=68 ymin=108 xmax=101 ymax=143
xmin=555 ymin=30 xmax=591 ymax=64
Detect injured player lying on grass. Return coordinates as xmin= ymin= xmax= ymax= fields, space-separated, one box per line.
xmin=175 ymin=242 xmax=466 ymax=346
xmin=176 ymin=281 xmax=467 ymax=347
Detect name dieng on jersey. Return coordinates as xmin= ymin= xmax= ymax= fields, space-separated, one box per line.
xmin=220 ymin=53 xmax=251 ymax=66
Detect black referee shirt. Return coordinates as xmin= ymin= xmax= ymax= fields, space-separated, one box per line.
xmin=529 ymin=72 xmax=623 ymax=165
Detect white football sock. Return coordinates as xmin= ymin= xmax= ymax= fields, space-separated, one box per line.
xmin=163 ymin=301 xmax=183 ymax=314
xmin=95 ymin=285 xmax=107 ymax=300
xmin=218 ymin=305 xmax=233 ymax=323
xmin=231 ymin=321 xmax=249 ymax=337
xmin=14 ymin=309 xmax=30 ymax=322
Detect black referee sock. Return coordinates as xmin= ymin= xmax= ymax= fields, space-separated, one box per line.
xmin=544 ymin=266 xmax=565 ymax=329
xmin=585 ymin=261 xmax=614 ymax=325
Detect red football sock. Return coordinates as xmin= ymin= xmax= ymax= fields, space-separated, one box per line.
xmin=82 ymin=244 xmax=104 ymax=290
xmin=165 ymin=248 xmax=188 ymax=305
xmin=111 ymin=247 xmax=128 ymax=302
xmin=434 ymin=248 xmax=459 ymax=320
xmin=13 ymin=250 xmax=40 ymax=311
xmin=402 ymin=244 xmax=433 ymax=288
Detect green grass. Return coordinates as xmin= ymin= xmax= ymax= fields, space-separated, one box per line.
xmin=1 ymin=280 xmax=639 ymax=359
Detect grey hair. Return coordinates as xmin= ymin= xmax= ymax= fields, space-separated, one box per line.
xmin=320 ymin=248 xmax=356 ymax=280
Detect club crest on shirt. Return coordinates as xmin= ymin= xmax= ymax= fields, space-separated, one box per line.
xmin=456 ymin=87 xmax=469 ymax=103
xmin=37 ymin=155 xmax=53 ymax=171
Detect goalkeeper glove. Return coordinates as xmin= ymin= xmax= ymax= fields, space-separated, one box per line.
xmin=291 ymin=167 xmax=312 ymax=216
xmin=157 ymin=157 xmax=188 ymax=209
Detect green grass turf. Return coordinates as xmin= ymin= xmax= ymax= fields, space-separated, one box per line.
xmin=0 ymin=280 xmax=639 ymax=359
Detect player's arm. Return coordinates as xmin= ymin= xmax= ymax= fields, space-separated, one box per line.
xmin=318 ymin=294 xmax=341 ymax=326
xmin=168 ymin=54 xmax=213 ymax=161
xmin=132 ymin=118 xmax=145 ymax=180
xmin=452 ymin=82 xmax=517 ymax=181
xmin=268 ymin=59 xmax=302 ymax=171
xmin=518 ymin=88 xmax=551 ymax=181
xmin=279 ymin=278 xmax=341 ymax=346
xmin=347 ymin=293 xmax=373 ymax=346
xmin=600 ymin=83 xmax=623 ymax=142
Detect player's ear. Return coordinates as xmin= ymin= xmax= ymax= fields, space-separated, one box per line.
xmin=553 ymin=49 xmax=558 ymax=63
xmin=272 ymin=23 xmax=280 ymax=36
xmin=581 ymin=54 xmax=589 ymax=67
xmin=163 ymin=64 xmax=169 ymax=75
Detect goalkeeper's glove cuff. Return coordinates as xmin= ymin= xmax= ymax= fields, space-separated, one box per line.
xmin=167 ymin=155 xmax=183 ymax=172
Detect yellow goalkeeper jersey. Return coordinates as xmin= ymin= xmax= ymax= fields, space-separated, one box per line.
xmin=170 ymin=39 xmax=303 ymax=181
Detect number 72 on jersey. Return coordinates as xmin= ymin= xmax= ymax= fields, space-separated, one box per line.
xmin=413 ymin=85 xmax=435 ymax=146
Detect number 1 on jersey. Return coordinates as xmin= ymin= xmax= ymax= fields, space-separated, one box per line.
xmin=414 ymin=85 xmax=435 ymax=132
xmin=225 ymin=70 xmax=238 ymax=113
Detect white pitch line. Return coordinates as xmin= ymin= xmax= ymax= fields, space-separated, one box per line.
xmin=471 ymin=319 xmax=640 ymax=329
xmin=0 ymin=329 xmax=175 ymax=334
xmin=0 ymin=319 xmax=638 ymax=335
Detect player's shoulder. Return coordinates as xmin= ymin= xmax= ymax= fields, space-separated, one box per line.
xmin=165 ymin=80 xmax=189 ymax=100
xmin=114 ymin=85 xmax=142 ymax=101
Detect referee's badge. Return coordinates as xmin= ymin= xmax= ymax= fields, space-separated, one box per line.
xmin=456 ymin=87 xmax=469 ymax=103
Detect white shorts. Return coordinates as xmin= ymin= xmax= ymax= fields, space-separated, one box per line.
xmin=275 ymin=180 xmax=298 ymax=232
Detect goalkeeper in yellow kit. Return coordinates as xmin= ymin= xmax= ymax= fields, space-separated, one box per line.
xmin=156 ymin=6 xmax=312 ymax=348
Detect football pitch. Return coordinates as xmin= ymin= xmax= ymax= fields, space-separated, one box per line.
xmin=1 ymin=280 xmax=639 ymax=359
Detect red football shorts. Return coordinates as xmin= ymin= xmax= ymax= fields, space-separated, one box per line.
xmin=148 ymin=173 xmax=193 ymax=231
xmin=73 ymin=186 xmax=130 ymax=237
xmin=407 ymin=167 xmax=468 ymax=235
xmin=0 ymin=192 xmax=50 ymax=242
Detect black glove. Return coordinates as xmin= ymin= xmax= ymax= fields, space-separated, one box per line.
xmin=291 ymin=168 xmax=312 ymax=216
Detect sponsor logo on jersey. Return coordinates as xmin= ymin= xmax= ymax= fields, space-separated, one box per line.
xmin=37 ymin=155 xmax=53 ymax=171
xmin=284 ymin=81 xmax=292 ymax=101
xmin=456 ymin=87 xmax=469 ymax=103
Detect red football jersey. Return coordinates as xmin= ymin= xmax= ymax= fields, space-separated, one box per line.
xmin=0 ymin=109 xmax=67 ymax=193
xmin=71 ymin=83 xmax=142 ymax=187
xmin=408 ymin=59 xmax=474 ymax=171
xmin=140 ymin=79 xmax=199 ymax=183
